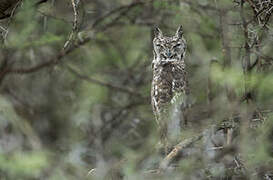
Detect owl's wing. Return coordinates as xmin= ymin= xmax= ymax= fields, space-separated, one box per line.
xmin=151 ymin=79 xmax=157 ymax=113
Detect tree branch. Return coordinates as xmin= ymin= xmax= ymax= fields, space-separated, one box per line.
xmin=66 ymin=65 xmax=145 ymax=99
xmin=159 ymin=134 xmax=203 ymax=171
xmin=0 ymin=1 xmax=147 ymax=81
xmin=63 ymin=0 xmax=79 ymax=49
xmin=0 ymin=37 xmax=91 ymax=80
xmin=91 ymin=1 xmax=145 ymax=29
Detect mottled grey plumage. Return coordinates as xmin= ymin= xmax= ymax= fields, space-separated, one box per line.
xmin=151 ymin=26 xmax=188 ymax=150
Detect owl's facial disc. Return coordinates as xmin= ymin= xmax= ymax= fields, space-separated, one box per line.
xmin=154 ymin=38 xmax=185 ymax=62
xmin=153 ymin=26 xmax=186 ymax=64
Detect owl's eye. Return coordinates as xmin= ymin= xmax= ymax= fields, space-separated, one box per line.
xmin=156 ymin=44 xmax=163 ymax=48
xmin=173 ymin=44 xmax=181 ymax=48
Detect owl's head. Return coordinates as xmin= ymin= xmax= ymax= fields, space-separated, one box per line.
xmin=153 ymin=26 xmax=186 ymax=63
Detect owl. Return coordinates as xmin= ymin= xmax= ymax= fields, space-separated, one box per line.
xmin=151 ymin=26 xmax=188 ymax=152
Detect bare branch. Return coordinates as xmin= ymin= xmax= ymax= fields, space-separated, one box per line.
xmin=63 ymin=0 xmax=79 ymax=49
xmin=66 ymin=65 xmax=145 ymax=98
xmin=0 ymin=1 xmax=146 ymax=80
xmin=0 ymin=0 xmax=22 ymax=41
xmin=159 ymin=134 xmax=203 ymax=171
xmin=91 ymin=1 xmax=145 ymax=29
xmin=0 ymin=36 xmax=91 ymax=80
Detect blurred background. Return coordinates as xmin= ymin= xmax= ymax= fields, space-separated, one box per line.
xmin=0 ymin=0 xmax=272 ymax=179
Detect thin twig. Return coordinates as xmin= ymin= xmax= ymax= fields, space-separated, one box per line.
xmin=63 ymin=0 xmax=79 ymax=49
xmin=91 ymin=1 xmax=144 ymax=29
xmin=37 ymin=10 xmax=72 ymax=23
xmin=66 ymin=65 xmax=145 ymax=98
xmin=0 ymin=1 xmax=146 ymax=80
xmin=0 ymin=0 xmax=22 ymax=41
xmin=0 ymin=37 xmax=91 ymax=80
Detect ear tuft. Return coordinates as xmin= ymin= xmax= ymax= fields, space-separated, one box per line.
xmin=175 ymin=25 xmax=183 ymax=38
xmin=154 ymin=27 xmax=163 ymax=38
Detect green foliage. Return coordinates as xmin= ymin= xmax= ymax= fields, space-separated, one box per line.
xmin=244 ymin=115 xmax=273 ymax=169
xmin=0 ymin=151 xmax=49 ymax=178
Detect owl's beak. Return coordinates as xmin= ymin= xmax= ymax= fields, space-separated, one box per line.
xmin=166 ymin=51 xmax=172 ymax=58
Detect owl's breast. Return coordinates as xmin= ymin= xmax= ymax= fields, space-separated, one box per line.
xmin=152 ymin=62 xmax=187 ymax=100
xmin=152 ymin=64 xmax=174 ymax=109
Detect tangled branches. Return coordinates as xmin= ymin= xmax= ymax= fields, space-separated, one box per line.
xmin=246 ymin=0 xmax=273 ymax=27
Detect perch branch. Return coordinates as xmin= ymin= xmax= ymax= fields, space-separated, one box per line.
xmin=159 ymin=134 xmax=203 ymax=171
